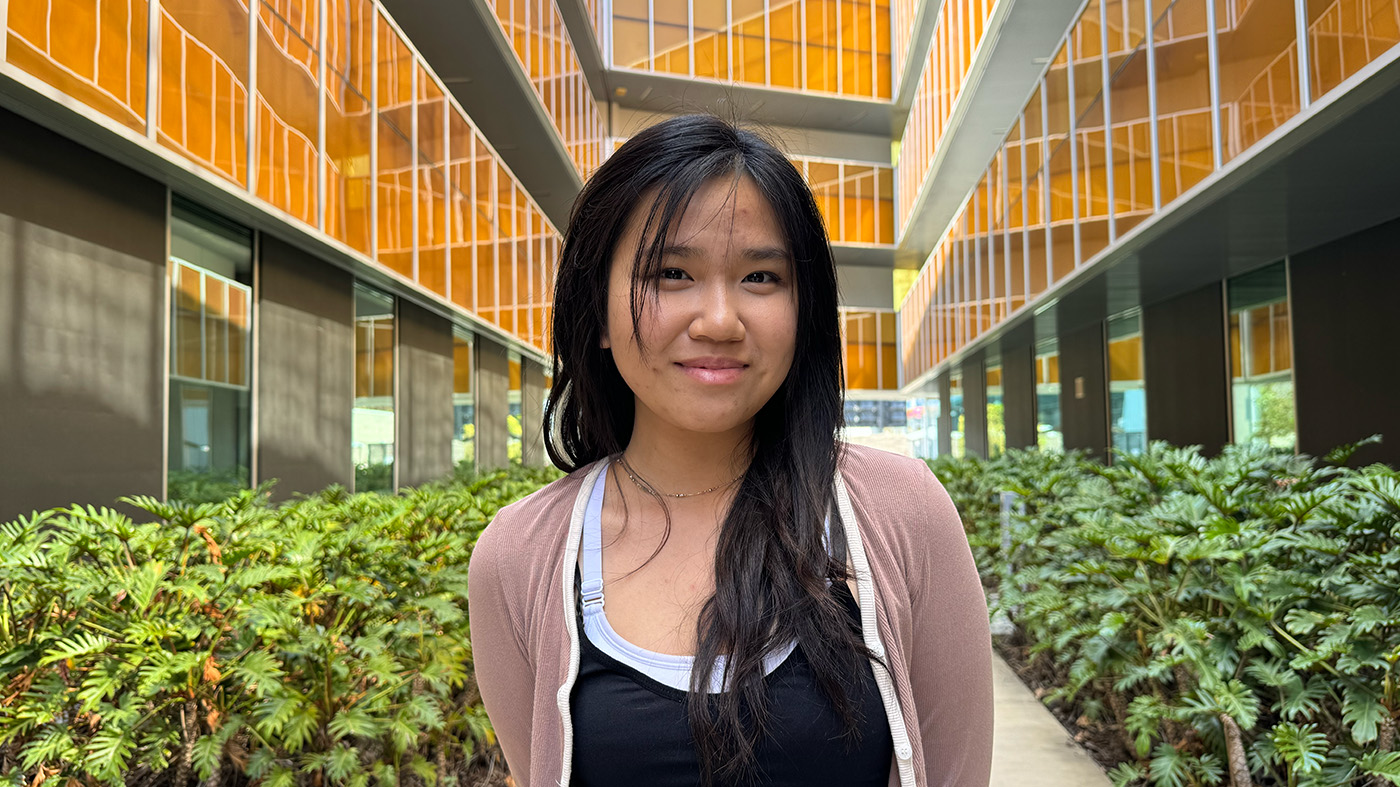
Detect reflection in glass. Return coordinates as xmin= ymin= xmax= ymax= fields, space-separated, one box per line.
xmin=949 ymin=371 xmax=965 ymax=458
xmin=986 ymin=360 xmax=1005 ymax=457
xmin=508 ymin=351 xmax=523 ymax=465
xmin=376 ymin=16 xmax=414 ymax=280
xmin=1154 ymin=0 xmax=1215 ymax=205
xmin=906 ymin=394 xmax=940 ymax=459
xmin=255 ymin=1 xmax=320 ymax=226
xmin=168 ymin=202 xmax=253 ymax=503
xmin=7 ymin=0 xmax=151 ymax=131
xmin=1219 ymin=0 xmax=1299 ymax=163
xmin=354 ymin=285 xmax=395 ymax=491
xmin=1107 ymin=311 xmax=1147 ymax=457
xmin=157 ymin=0 xmax=251 ymax=185
xmin=453 ymin=329 xmax=476 ymax=475
xmin=1306 ymin=0 xmax=1400 ymax=101
xmin=1228 ymin=261 xmax=1295 ymax=450
xmin=1035 ymin=340 xmax=1063 ymax=452
xmin=324 ymin=0 xmax=373 ymax=254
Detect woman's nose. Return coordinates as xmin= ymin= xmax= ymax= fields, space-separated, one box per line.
xmin=689 ymin=284 xmax=745 ymax=342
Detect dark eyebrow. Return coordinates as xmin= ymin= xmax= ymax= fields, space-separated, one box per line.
xmin=659 ymin=244 xmax=792 ymax=263
xmin=743 ymin=247 xmax=792 ymax=263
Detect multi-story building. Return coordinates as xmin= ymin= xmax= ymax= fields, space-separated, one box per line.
xmin=2 ymin=0 xmax=1398 ymax=519
xmin=896 ymin=0 xmax=1400 ymax=467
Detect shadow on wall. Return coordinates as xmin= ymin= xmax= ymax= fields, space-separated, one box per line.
xmin=0 ymin=214 xmax=164 ymax=520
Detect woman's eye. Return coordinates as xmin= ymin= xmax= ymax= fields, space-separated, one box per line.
xmin=659 ymin=268 xmax=689 ymax=280
xmin=743 ymin=271 xmax=780 ymax=284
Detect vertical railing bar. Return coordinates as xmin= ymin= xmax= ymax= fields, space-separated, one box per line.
xmin=862 ymin=0 xmax=873 ymax=95
xmin=1040 ymin=79 xmax=1052 ymax=287
xmin=1066 ymin=32 xmax=1081 ymax=269
xmin=1295 ymin=0 xmax=1311 ymax=109
xmin=444 ymin=80 xmax=452 ymax=304
xmin=1100 ymin=0 xmax=1115 ymax=242
xmin=763 ymin=0 xmax=770 ymax=86
xmin=647 ymin=0 xmax=655 ymax=70
xmin=410 ymin=59 xmax=419 ymax=281
xmin=1146 ymin=0 xmax=1160 ymax=210
xmin=1206 ymin=0 xmax=1223 ymax=168
xmin=726 ymin=0 xmax=734 ymax=79
xmin=1020 ymin=113 xmax=1029 ymax=306
xmin=688 ymin=0 xmax=695 ymax=76
xmin=248 ymin=0 xmax=259 ymax=195
xmin=370 ymin=4 xmax=379 ymax=260
xmin=837 ymin=164 xmax=846 ymax=243
xmin=145 ymin=0 xmax=160 ymax=137
xmin=317 ymin=0 xmax=327 ymax=231
xmin=837 ymin=0 xmax=844 ymax=95
xmin=1001 ymin=147 xmax=1011 ymax=317
xmin=800 ymin=0 xmax=808 ymax=90
xmin=470 ymin=131 xmax=478 ymax=314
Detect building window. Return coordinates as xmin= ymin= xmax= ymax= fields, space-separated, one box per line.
xmin=167 ymin=203 xmax=253 ymax=503
xmin=453 ymin=328 xmax=475 ymax=476
xmin=1107 ymin=311 xmax=1147 ymax=457
xmin=354 ymin=285 xmax=395 ymax=491
xmin=906 ymin=393 xmax=940 ymax=460
xmin=1228 ymin=261 xmax=1295 ymax=450
xmin=949 ymin=371 xmax=965 ymax=459
xmin=986 ymin=357 xmax=1005 ymax=458
xmin=508 ymin=351 xmax=523 ymax=465
xmin=1035 ymin=339 xmax=1062 ymax=452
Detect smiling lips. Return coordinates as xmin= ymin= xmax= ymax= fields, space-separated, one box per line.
xmin=676 ymin=357 xmax=748 ymax=384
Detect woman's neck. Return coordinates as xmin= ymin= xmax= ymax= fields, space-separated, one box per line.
xmin=621 ymin=412 xmax=752 ymax=499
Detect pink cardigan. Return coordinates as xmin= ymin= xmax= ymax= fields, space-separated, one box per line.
xmin=468 ymin=444 xmax=994 ymax=786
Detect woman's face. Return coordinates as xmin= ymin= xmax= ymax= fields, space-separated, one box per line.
xmin=603 ymin=175 xmax=798 ymax=439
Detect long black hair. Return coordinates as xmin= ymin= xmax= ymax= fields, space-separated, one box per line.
xmin=545 ymin=114 xmax=874 ymax=784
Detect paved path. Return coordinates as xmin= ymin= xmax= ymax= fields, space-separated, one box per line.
xmin=990 ymin=654 xmax=1113 ymax=786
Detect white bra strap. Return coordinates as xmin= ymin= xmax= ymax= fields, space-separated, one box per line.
xmin=579 ymin=461 xmax=609 ymax=608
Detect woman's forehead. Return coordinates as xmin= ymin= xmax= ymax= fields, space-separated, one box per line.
xmin=623 ymin=175 xmax=785 ymax=248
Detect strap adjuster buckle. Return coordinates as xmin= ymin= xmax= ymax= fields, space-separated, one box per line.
xmin=580 ymin=577 xmax=605 ymax=607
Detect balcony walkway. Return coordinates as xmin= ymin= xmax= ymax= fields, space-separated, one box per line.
xmin=989 ymin=653 xmax=1112 ymax=786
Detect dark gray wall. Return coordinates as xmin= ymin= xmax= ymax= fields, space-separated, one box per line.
xmin=1291 ymin=219 xmax=1400 ymax=466
xmin=1060 ymin=322 xmax=1110 ymax=460
xmin=1142 ymin=283 xmax=1231 ymax=455
xmin=0 ymin=108 xmax=167 ymax=522
xmin=1002 ymin=343 xmax=1037 ymax=450
xmin=256 ymin=236 xmax=355 ymax=497
xmin=962 ymin=356 xmax=988 ymax=459
xmin=475 ymin=338 xmax=510 ymax=470
xmin=397 ymin=301 xmax=454 ymax=488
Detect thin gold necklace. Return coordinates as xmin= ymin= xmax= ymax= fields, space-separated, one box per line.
xmin=615 ymin=453 xmax=742 ymax=498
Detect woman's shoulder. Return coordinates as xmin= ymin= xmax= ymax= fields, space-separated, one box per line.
xmin=836 ymin=443 xmax=964 ymax=569
xmin=837 ymin=442 xmax=941 ymax=502
xmin=472 ymin=460 xmax=602 ymax=578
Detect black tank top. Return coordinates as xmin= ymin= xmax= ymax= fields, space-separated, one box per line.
xmin=570 ymin=581 xmax=893 ymax=786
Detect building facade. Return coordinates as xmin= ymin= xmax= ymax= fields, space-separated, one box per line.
xmin=2 ymin=0 xmax=1398 ymax=519
xmin=896 ymin=0 xmax=1400 ymax=467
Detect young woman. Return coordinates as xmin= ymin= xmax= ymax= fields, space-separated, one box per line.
xmin=468 ymin=115 xmax=994 ymax=787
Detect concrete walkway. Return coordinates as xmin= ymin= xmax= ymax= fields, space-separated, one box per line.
xmin=990 ymin=654 xmax=1113 ymax=786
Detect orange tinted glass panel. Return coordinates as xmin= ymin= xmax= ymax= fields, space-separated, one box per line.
xmin=255 ymin=2 xmax=320 ymax=226
xmin=158 ymin=0 xmax=250 ymax=185
xmin=7 ymin=0 xmax=150 ymax=130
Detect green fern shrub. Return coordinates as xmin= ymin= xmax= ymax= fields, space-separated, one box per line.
xmin=0 ymin=465 xmax=560 ymax=786
xmin=932 ymin=441 xmax=1400 ymax=787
